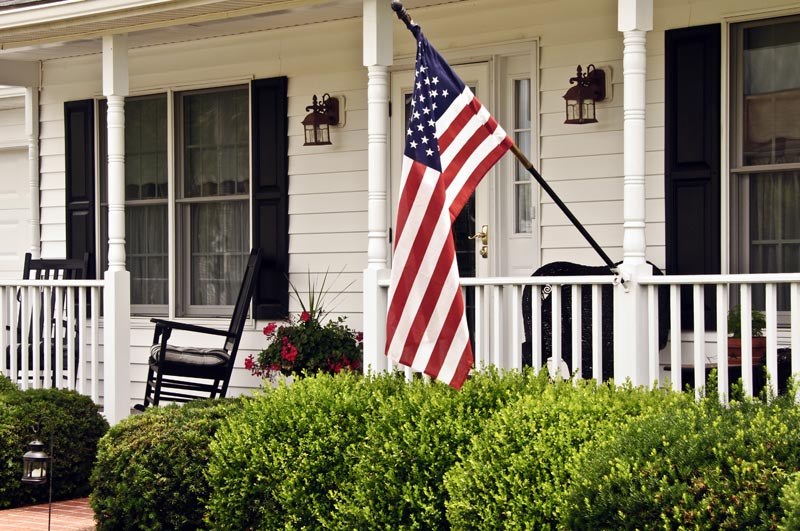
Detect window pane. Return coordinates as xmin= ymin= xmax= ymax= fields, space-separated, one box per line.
xmin=127 ymin=205 xmax=168 ymax=305
xmin=748 ymin=171 xmax=800 ymax=309
xmin=514 ymin=79 xmax=531 ymax=129
xmin=183 ymin=88 xmax=249 ymax=198
xmin=190 ymin=201 xmax=249 ymax=306
xmin=743 ymin=20 xmax=800 ymax=165
xmin=513 ymin=78 xmax=532 ymax=235
xmin=514 ymin=130 xmax=532 ymax=233
xmin=125 ymin=96 xmax=168 ymax=199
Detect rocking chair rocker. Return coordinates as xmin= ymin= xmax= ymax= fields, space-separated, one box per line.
xmin=137 ymin=248 xmax=262 ymax=409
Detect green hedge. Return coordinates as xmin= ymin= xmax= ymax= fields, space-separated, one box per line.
xmin=90 ymin=398 xmax=245 ymax=531
xmin=781 ymin=472 xmax=800 ymax=531
xmin=329 ymin=368 xmax=543 ymax=531
xmin=205 ymin=372 xmax=408 ymax=531
xmin=443 ymin=379 xmax=691 ymax=531
xmin=0 ymin=374 xmax=19 ymax=394
xmin=564 ymin=393 xmax=800 ymax=530
xmin=87 ymin=373 xmax=800 ymax=530
xmin=0 ymin=382 xmax=108 ymax=509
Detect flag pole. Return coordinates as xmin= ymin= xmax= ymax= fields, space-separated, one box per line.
xmin=509 ymin=144 xmax=616 ymax=271
xmin=390 ymin=0 xmax=616 ymax=272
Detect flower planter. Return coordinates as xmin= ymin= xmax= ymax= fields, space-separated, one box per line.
xmin=727 ymin=337 xmax=766 ymax=366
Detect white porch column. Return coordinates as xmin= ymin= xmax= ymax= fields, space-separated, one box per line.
xmin=362 ymin=0 xmax=392 ymax=374
xmin=102 ymin=34 xmax=131 ymax=424
xmin=25 ymin=86 xmax=40 ymax=258
xmin=613 ymin=0 xmax=652 ymax=386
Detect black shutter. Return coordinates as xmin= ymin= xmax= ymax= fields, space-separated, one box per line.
xmin=251 ymin=77 xmax=289 ymax=319
xmin=665 ymin=24 xmax=721 ymax=328
xmin=64 ymin=100 xmax=96 ymax=278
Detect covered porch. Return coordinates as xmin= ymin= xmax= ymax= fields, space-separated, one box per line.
xmin=0 ymin=0 xmax=798 ymax=423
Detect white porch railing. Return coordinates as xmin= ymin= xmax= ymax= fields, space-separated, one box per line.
xmin=640 ymin=273 xmax=800 ymax=402
xmin=0 ymin=279 xmax=104 ymax=403
xmin=374 ymin=272 xmax=800 ymax=401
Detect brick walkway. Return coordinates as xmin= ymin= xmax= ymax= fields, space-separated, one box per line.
xmin=0 ymin=498 xmax=94 ymax=531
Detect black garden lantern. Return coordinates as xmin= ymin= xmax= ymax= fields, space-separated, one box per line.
xmin=21 ymin=438 xmax=50 ymax=485
xmin=21 ymin=422 xmax=54 ymax=530
xmin=563 ymin=64 xmax=606 ymax=124
xmin=302 ymin=93 xmax=340 ymax=146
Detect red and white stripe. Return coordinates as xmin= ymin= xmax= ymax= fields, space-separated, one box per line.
xmin=386 ymin=86 xmax=511 ymax=389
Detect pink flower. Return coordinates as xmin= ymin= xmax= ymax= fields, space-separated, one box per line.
xmin=300 ymin=311 xmax=310 ymax=322
xmin=281 ymin=341 xmax=298 ymax=363
xmin=245 ymin=354 xmax=263 ymax=377
xmin=356 ymin=332 xmax=363 ymax=343
xmin=263 ymin=322 xmax=277 ymax=336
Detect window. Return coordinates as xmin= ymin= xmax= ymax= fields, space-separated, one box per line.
xmin=731 ymin=16 xmax=800 ymax=309
xmin=99 ymin=85 xmax=250 ymax=316
xmin=512 ymin=78 xmax=532 ymax=234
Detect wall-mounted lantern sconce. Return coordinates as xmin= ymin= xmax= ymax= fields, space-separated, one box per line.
xmin=563 ymin=64 xmax=606 ymax=124
xmin=302 ymin=93 xmax=340 ymax=146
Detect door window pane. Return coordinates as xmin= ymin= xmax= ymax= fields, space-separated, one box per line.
xmin=513 ymin=79 xmax=533 ymax=233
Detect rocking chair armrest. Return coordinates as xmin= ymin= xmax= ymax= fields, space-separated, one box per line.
xmin=150 ymin=318 xmax=233 ymax=339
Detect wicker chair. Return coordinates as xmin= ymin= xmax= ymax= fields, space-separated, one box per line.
xmin=521 ymin=261 xmax=669 ymax=380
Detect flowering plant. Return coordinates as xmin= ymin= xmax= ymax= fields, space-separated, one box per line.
xmin=245 ymin=270 xmax=363 ymax=378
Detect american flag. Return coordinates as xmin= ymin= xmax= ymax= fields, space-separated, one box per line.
xmin=385 ymin=27 xmax=512 ymax=389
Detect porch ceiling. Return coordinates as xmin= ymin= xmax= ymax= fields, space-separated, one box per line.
xmin=0 ymin=0 xmax=463 ymax=61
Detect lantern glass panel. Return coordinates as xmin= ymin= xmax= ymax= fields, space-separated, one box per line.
xmin=566 ymin=101 xmax=579 ymax=122
xmin=304 ymin=123 xmax=316 ymax=145
xmin=317 ymin=124 xmax=330 ymax=144
xmin=22 ymin=457 xmax=48 ymax=483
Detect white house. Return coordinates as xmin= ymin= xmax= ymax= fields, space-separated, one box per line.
xmin=0 ymin=0 xmax=798 ymax=423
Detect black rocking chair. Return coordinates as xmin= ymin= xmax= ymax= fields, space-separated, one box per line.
xmin=6 ymin=252 xmax=90 ymax=385
xmin=137 ymin=248 xmax=262 ymax=409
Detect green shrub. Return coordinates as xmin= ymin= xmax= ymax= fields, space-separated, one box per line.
xmin=780 ymin=472 xmax=800 ymax=531
xmin=90 ymin=398 xmax=244 ymax=531
xmin=328 ymin=368 xmax=542 ymax=531
xmin=564 ymin=394 xmax=800 ymax=530
xmin=205 ymin=372 xmax=407 ymax=531
xmin=0 ymin=375 xmax=19 ymax=394
xmin=443 ymin=379 xmax=688 ymax=531
xmin=0 ymin=387 xmax=108 ymax=509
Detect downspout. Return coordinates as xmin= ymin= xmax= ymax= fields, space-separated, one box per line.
xmin=25 ymin=78 xmax=40 ymax=259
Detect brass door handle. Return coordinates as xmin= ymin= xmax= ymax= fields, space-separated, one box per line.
xmin=468 ymin=224 xmax=489 ymax=246
xmin=469 ymin=224 xmax=489 ymax=259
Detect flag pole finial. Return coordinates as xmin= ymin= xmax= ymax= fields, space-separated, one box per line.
xmin=390 ymin=1 xmax=415 ymax=30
